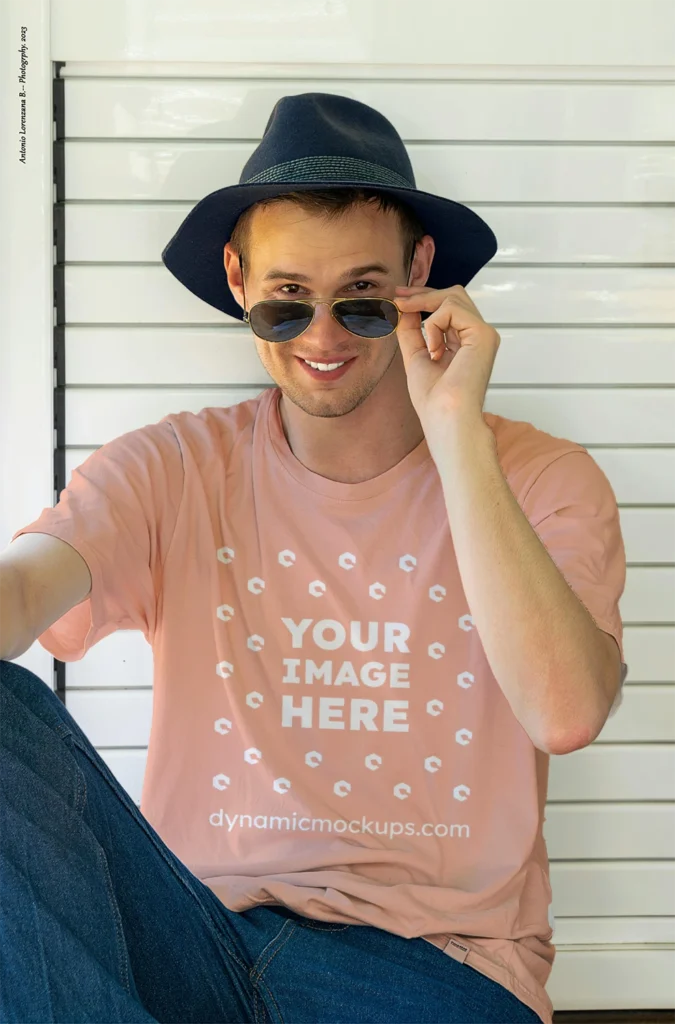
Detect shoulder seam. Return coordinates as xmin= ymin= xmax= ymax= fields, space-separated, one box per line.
xmin=519 ymin=447 xmax=591 ymax=508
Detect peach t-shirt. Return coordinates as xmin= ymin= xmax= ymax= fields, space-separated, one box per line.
xmin=14 ymin=386 xmax=628 ymax=1024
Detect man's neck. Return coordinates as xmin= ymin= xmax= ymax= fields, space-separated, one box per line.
xmin=277 ymin=352 xmax=426 ymax=485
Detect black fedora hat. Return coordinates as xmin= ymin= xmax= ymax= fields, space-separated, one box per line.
xmin=161 ymin=92 xmax=498 ymax=321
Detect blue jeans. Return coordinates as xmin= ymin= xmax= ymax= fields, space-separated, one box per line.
xmin=0 ymin=659 xmax=542 ymax=1024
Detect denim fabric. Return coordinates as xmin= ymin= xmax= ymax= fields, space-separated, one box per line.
xmin=0 ymin=659 xmax=542 ymax=1024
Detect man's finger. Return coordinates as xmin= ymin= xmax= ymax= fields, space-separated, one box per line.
xmin=396 ymin=311 xmax=428 ymax=354
xmin=395 ymin=292 xmax=447 ymax=313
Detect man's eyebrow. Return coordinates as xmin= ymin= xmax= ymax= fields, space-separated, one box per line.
xmin=261 ymin=263 xmax=392 ymax=283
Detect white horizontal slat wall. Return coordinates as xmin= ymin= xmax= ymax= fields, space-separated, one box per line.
xmin=4 ymin=0 xmax=673 ymax=1012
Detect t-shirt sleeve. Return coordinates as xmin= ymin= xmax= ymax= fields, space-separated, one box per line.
xmin=521 ymin=449 xmax=628 ymax=719
xmin=11 ymin=419 xmax=184 ymax=662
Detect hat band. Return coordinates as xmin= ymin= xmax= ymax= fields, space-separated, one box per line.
xmin=243 ymin=155 xmax=413 ymax=189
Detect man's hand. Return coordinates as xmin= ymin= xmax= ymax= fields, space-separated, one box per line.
xmin=394 ymin=283 xmax=501 ymax=436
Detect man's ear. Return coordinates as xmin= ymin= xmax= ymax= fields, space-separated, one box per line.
xmin=411 ymin=234 xmax=435 ymax=287
xmin=224 ymin=243 xmax=245 ymax=309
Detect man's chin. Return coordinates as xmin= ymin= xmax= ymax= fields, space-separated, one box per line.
xmin=276 ymin=377 xmax=377 ymax=419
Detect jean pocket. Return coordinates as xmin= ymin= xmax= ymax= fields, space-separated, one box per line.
xmin=294 ymin=918 xmax=351 ymax=932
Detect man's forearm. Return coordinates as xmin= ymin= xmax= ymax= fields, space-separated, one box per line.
xmin=0 ymin=563 xmax=34 ymax=662
xmin=431 ymin=413 xmax=615 ymax=755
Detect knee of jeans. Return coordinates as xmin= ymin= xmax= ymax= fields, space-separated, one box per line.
xmin=0 ymin=659 xmax=74 ymax=740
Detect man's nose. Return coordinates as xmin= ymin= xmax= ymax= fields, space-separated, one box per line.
xmin=302 ymin=302 xmax=350 ymax=343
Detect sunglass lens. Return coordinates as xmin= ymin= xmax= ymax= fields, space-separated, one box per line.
xmin=249 ymin=301 xmax=313 ymax=342
xmin=334 ymin=299 xmax=399 ymax=338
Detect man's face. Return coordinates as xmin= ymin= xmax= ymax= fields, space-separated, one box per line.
xmin=226 ymin=201 xmax=426 ymax=420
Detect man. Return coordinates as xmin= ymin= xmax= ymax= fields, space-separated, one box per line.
xmin=1 ymin=93 xmax=627 ymax=1023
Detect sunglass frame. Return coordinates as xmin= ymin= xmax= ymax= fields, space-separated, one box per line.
xmin=243 ymin=297 xmax=403 ymax=343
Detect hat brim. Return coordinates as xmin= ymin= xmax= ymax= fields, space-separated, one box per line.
xmin=161 ymin=180 xmax=498 ymax=322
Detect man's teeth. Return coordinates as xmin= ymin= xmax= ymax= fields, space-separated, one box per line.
xmin=304 ymin=359 xmax=346 ymax=371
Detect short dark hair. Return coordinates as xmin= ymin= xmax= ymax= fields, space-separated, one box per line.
xmin=228 ymin=188 xmax=427 ymax=268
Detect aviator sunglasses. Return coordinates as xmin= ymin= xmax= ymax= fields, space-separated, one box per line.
xmin=240 ymin=246 xmax=415 ymax=344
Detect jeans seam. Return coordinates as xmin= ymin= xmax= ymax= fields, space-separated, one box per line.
xmin=254 ymin=974 xmax=285 ymax=1024
xmin=74 ymin=755 xmax=87 ymax=816
xmin=297 ymin=921 xmax=350 ymax=931
xmin=250 ymin=919 xmax=299 ymax=1024
xmin=94 ymin=840 xmax=132 ymax=997
xmin=69 ymin=734 xmax=251 ymax=974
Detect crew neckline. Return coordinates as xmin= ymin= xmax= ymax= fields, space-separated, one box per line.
xmin=265 ymin=387 xmax=433 ymax=501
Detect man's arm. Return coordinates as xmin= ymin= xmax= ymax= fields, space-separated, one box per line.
xmin=0 ymin=533 xmax=92 ymax=661
xmin=434 ymin=415 xmax=620 ymax=757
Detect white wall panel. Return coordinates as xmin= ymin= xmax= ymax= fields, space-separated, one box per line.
xmin=50 ymin=0 xmax=675 ymax=66
xmin=97 ymin=743 xmax=675 ymax=802
xmin=550 ymin=745 xmax=675 ymax=801
xmin=64 ymin=620 xmax=675 ymax=698
xmin=546 ymin=949 xmax=675 ymax=1011
xmin=619 ymin=570 xmax=675 ymax=624
xmin=66 ymin=440 xmax=675 ymax=506
xmin=594 ymin=685 xmax=675 ymax=741
xmin=63 ymin=140 xmax=675 ymax=202
xmin=620 ymin=627 xmax=675 ymax=681
xmin=62 ymin=78 xmax=675 ymax=141
xmin=552 ymin=917 xmax=675 ymax=944
xmin=545 ymin=804 xmax=675 ymax=858
xmin=66 ymin=684 xmax=675 ymax=749
xmin=68 ymin=689 xmax=152 ymax=747
xmin=65 ymin=203 xmax=675 ymax=265
xmin=593 ymin=449 xmax=675 ymax=504
xmin=64 ymin=388 xmax=264 ymax=444
xmin=543 ymin=862 xmax=675 ymax=917
xmin=619 ymin=509 xmax=675 ymax=562
xmin=63 ymin=264 xmax=675 ymax=326
xmin=63 ymin=325 xmax=675 ymax=386
xmin=63 ymin=629 xmax=154 ymax=689
xmin=63 ymin=385 xmax=675 ymax=447
xmin=68 ymin=441 xmax=675 ymax=505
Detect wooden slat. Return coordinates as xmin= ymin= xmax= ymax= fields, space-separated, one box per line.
xmin=65 ymin=685 xmax=675 ymax=750
xmin=65 ymin=328 xmax=273 ymax=385
xmin=549 ymin=863 xmax=675 ymax=916
xmin=594 ymin=685 xmax=675 ymax=741
xmin=62 ymin=79 xmax=675 ymax=142
xmin=96 ymin=742 xmax=675 ymax=804
xmin=63 ymin=265 xmax=675 ymax=325
xmin=63 ymin=624 xmax=674 ymax=695
xmin=618 ymin=627 xmax=675 ymax=682
xmin=61 ymin=441 xmax=675 ymax=562
xmin=548 ymin=745 xmax=675 ymax=802
xmin=63 ymin=326 xmax=675 ymax=387
xmin=64 ymin=387 xmax=264 ymax=444
xmin=616 ymin=570 xmax=675 ymax=625
xmin=63 ymin=384 xmax=675 ymax=446
xmin=546 ymin=949 xmax=675 ymax=1011
xmin=553 ymin=921 xmax=675 ymax=942
xmin=65 ymin=203 xmax=675 ymax=265
xmin=552 ymin=917 xmax=675 ymax=945
xmin=58 ymin=629 xmax=673 ymax=702
xmin=68 ymin=689 xmax=153 ymax=747
xmin=50 ymin=0 xmax=675 ymax=68
xmin=63 ymin=140 xmax=675 ymax=203
xmin=619 ymin=510 xmax=675 ymax=564
xmin=64 ymin=446 xmax=675 ymax=505
xmin=57 ymin=61 xmax=675 ymax=83
xmin=64 ymin=629 xmax=155 ymax=689
xmin=544 ymin=804 xmax=675 ymax=859
xmin=592 ymin=450 xmax=675 ymax=505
